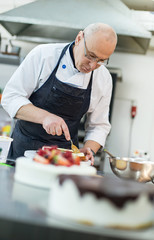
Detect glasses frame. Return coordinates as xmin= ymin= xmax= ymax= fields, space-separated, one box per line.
xmin=83 ymin=34 xmax=109 ymax=66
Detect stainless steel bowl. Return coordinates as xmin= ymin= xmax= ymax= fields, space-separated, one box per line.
xmin=109 ymin=157 xmax=154 ymax=183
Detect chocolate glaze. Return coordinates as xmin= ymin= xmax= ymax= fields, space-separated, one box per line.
xmin=58 ymin=175 xmax=154 ymax=208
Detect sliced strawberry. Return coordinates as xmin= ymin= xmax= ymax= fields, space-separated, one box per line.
xmin=34 ymin=154 xmax=50 ymax=164
xmin=63 ymin=151 xmax=73 ymax=160
xmin=73 ymin=156 xmax=80 ymax=165
xmin=53 ymin=154 xmax=72 ymax=166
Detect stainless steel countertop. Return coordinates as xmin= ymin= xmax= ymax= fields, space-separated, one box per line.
xmin=0 ymin=165 xmax=154 ymax=240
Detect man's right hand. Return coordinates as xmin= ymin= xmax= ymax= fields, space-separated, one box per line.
xmin=16 ymin=104 xmax=71 ymax=141
xmin=42 ymin=114 xmax=70 ymax=141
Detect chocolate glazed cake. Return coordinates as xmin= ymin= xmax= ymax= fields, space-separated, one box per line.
xmin=49 ymin=175 xmax=154 ymax=229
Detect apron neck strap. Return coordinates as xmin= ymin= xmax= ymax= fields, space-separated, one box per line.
xmin=53 ymin=44 xmax=70 ymax=73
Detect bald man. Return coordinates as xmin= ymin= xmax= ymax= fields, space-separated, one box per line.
xmin=2 ymin=22 xmax=117 ymax=162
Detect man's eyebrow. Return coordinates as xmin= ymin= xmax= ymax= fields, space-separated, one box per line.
xmin=89 ymin=51 xmax=97 ymax=57
xmin=89 ymin=51 xmax=108 ymax=61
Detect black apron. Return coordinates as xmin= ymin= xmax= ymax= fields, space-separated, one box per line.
xmin=9 ymin=44 xmax=93 ymax=159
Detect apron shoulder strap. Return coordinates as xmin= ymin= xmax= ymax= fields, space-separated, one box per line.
xmin=53 ymin=44 xmax=70 ymax=73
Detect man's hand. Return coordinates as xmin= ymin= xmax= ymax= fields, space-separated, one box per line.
xmin=42 ymin=114 xmax=70 ymax=141
xmin=80 ymin=140 xmax=101 ymax=166
xmin=16 ymin=104 xmax=70 ymax=141
xmin=79 ymin=147 xmax=94 ymax=165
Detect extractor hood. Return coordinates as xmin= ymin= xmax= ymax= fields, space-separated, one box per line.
xmin=0 ymin=0 xmax=152 ymax=54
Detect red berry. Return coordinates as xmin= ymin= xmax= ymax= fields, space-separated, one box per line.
xmin=37 ymin=149 xmax=46 ymax=156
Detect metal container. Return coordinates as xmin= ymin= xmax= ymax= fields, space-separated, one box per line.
xmin=109 ymin=157 xmax=154 ymax=183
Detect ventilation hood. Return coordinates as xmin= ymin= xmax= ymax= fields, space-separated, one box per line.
xmin=0 ymin=0 xmax=152 ymax=54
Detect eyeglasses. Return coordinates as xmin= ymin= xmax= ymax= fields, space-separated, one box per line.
xmin=83 ymin=34 xmax=109 ymax=66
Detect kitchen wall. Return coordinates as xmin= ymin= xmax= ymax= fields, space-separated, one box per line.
xmin=0 ymin=20 xmax=154 ymax=159
xmin=108 ymin=48 xmax=154 ymax=159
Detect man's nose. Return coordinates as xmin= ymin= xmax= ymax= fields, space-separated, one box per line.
xmin=89 ymin=61 xmax=97 ymax=69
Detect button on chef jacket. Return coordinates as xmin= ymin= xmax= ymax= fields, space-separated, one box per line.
xmin=2 ymin=42 xmax=112 ymax=148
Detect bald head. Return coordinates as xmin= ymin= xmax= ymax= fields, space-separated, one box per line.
xmin=73 ymin=23 xmax=117 ymax=73
xmin=84 ymin=23 xmax=117 ymax=49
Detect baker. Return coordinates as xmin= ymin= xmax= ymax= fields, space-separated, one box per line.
xmin=1 ymin=22 xmax=117 ymax=163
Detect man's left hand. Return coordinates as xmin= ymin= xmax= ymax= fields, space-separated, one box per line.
xmin=79 ymin=147 xmax=94 ymax=165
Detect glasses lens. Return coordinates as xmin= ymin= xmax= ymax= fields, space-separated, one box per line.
xmin=97 ymin=59 xmax=109 ymax=66
xmin=84 ymin=35 xmax=109 ymax=66
xmin=87 ymin=56 xmax=97 ymax=62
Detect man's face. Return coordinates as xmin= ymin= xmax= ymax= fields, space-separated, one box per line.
xmin=74 ymin=31 xmax=115 ymax=73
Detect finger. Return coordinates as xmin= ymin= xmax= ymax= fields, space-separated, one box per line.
xmin=85 ymin=148 xmax=94 ymax=165
xmin=86 ymin=148 xmax=92 ymax=156
xmin=91 ymin=156 xmax=94 ymax=165
xmin=85 ymin=152 xmax=92 ymax=160
xmin=45 ymin=126 xmax=51 ymax=134
xmin=51 ymin=128 xmax=56 ymax=135
xmin=55 ymin=125 xmax=62 ymax=136
xmin=86 ymin=147 xmax=91 ymax=154
xmin=49 ymin=125 xmax=56 ymax=135
xmin=61 ymin=122 xmax=70 ymax=141
xmin=86 ymin=154 xmax=94 ymax=165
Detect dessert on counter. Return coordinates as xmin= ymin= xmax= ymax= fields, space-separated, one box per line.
xmin=14 ymin=146 xmax=96 ymax=188
xmin=49 ymin=174 xmax=154 ymax=229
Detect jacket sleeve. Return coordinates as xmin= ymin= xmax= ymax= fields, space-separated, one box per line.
xmin=1 ymin=45 xmax=43 ymax=118
xmin=84 ymin=71 xmax=112 ymax=147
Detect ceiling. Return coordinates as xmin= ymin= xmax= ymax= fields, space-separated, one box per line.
xmin=122 ymin=0 xmax=154 ymax=11
xmin=1 ymin=0 xmax=154 ymax=12
xmin=0 ymin=0 xmax=152 ymax=55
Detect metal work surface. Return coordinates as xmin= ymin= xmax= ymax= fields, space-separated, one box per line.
xmin=0 ymin=165 xmax=154 ymax=240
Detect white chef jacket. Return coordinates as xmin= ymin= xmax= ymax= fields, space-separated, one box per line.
xmin=1 ymin=43 xmax=112 ymax=147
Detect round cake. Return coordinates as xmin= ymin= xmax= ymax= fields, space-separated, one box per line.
xmin=14 ymin=146 xmax=96 ymax=188
xmin=49 ymin=174 xmax=154 ymax=229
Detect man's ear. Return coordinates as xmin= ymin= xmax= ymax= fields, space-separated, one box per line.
xmin=75 ymin=31 xmax=84 ymax=46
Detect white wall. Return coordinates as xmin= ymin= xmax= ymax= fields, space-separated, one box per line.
xmin=108 ymin=49 xmax=154 ymax=159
